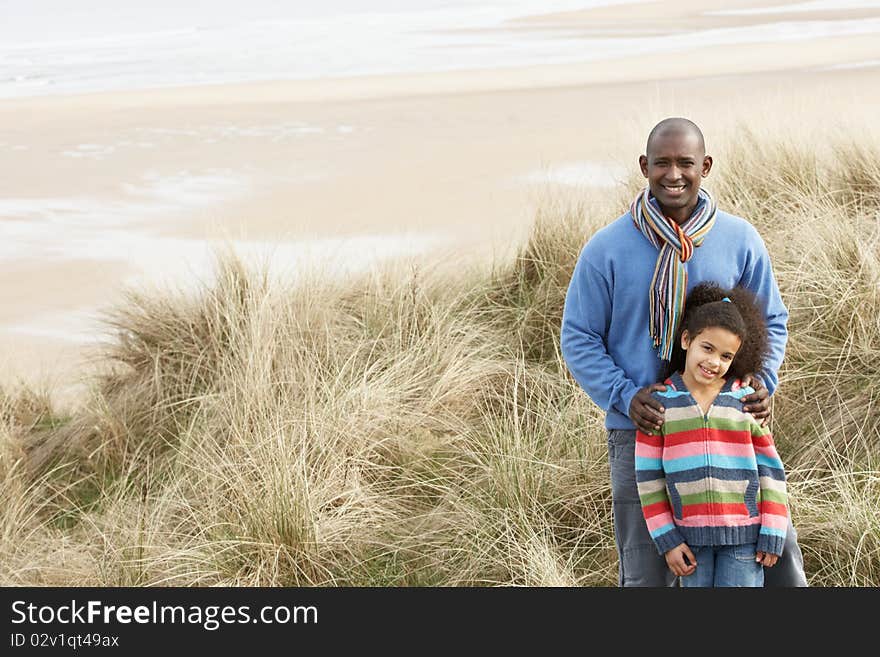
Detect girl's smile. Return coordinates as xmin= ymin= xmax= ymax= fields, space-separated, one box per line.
xmin=698 ymin=364 xmax=718 ymax=379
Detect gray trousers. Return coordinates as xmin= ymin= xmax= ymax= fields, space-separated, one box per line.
xmin=607 ymin=429 xmax=807 ymax=587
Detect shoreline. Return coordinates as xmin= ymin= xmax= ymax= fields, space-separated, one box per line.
xmin=3 ymin=28 xmax=880 ymax=110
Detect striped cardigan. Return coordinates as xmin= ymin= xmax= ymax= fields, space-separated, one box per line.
xmin=635 ymin=372 xmax=788 ymax=556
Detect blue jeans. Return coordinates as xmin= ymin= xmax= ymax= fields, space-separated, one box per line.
xmin=680 ymin=544 xmax=764 ymax=587
xmin=607 ymin=429 xmax=808 ymax=587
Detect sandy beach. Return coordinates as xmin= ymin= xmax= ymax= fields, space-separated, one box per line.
xmin=3 ymin=0 xmax=880 ymax=406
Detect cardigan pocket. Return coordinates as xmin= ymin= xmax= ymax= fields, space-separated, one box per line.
xmin=671 ymin=477 xmax=752 ymax=520
xmin=667 ymin=481 xmax=684 ymax=520
xmin=744 ymin=476 xmax=761 ymax=518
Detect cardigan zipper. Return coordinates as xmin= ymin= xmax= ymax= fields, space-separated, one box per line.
xmin=703 ymin=411 xmax=712 ymax=515
xmin=703 ymin=402 xmax=716 ymax=516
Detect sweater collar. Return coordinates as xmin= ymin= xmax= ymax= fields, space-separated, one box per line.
xmin=666 ymin=371 xmax=738 ymax=396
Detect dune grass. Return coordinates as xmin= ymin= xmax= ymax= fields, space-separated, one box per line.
xmin=2 ymin=127 xmax=879 ymax=586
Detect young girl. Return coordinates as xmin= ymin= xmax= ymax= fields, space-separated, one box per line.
xmin=635 ymin=282 xmax=788 ymax=587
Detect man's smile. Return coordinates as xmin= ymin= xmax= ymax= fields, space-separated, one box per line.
xmin=661 ymin=183 xmax=687 ymax=195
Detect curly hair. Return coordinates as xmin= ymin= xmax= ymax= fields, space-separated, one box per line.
xmin=662 ymin=282 xmax=769 ymax=382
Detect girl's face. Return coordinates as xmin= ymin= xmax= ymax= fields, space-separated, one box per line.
xmin=681 ymin=326 xmax=742 ymax=388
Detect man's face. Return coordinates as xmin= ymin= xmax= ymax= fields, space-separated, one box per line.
xmin=638 ymin=130 xmax=712 ymax=218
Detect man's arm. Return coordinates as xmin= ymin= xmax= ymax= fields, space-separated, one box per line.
xmin=560 ymin=248 xmax=643 ymax=419
xmin=738 ymin=227 xmax=788 ymax=422
xmin=738 ymin=227 xmax=789 ymax=396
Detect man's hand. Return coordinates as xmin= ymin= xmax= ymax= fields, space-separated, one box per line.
xmin=629 ymin=384 xmax=666 ymax=434
xmin=756 ymin=551 xmax=778 ymax=567
xmin=740 ymin=374 xmax=770 ymax=427
xmin=665 ymin=543 xmax=697 ymax=577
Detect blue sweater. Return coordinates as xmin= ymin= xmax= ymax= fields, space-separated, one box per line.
xmin=560 ymin=210 xmax=789 ymax=430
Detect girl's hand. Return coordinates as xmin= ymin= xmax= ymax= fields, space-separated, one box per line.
xmin=756 ymin=551 xmax=778 ymax=567
xmin=665 ymin=543 xmax=697 ymax=577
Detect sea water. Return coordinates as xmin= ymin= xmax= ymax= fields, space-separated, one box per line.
xmin=5 ymin=0 xmax=880 ymax=99
xmin=0 ymin=0 xmax=656 ymax=99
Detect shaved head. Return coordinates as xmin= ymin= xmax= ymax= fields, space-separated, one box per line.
xmin=646 ymin=117 xmax=706 ymax=157
xmin=639 ymin=117 xmax=713 ymax=223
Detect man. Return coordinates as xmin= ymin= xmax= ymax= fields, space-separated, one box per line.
xmin=560 ymin=117 xmax=806 ymax=587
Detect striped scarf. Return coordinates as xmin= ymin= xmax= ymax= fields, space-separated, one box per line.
xmin=630 ymin=187 xmax=717 ymax=360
